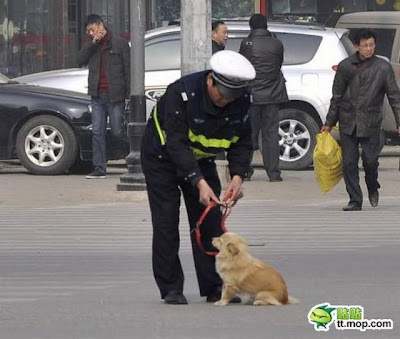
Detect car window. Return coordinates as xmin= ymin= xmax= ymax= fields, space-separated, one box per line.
xmin=274 ymin=33 xmax=322 ymax=65
xmin=0 ymin=73 xmax=10 ymax=84
xmin=225 ymin=37 xmax=244 ymax=53
xmin=226 ymin=33 xmax=322 ymax=65
xmin=145 ymin=39 xmax=181 ymax=71
xmin=347 ymin=28 xmax=396 ymax=60
xmin=340 ymin=33 xmax=356 ymax=56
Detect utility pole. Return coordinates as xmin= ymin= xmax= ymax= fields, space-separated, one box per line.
xmin=181 ymin=0 xmax=230 ymax=187
xmin=181 ymin=0 xmax=212 ymax=75
xmin=117 ymin=0 xmax=147 ymax=191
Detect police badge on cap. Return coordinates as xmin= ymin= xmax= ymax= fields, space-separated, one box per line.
xmin=209 ymin=50 xmax=256 ymax=100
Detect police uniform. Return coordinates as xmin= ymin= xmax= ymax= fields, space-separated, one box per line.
xmin=140 ymin=51 xmax=256 ymax=302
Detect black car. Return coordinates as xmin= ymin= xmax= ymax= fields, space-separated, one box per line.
xmin=0 ymin=73 xmax=127 ymax=175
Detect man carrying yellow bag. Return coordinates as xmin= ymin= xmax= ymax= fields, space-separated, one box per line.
xmin=313 ymin=132 xmax=343 ymax=194
xmin=321 ymin=29 xmax=400 ymax=211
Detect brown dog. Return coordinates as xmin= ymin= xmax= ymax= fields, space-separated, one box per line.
xmin=212 ymin=232 xmax=298 ymax=306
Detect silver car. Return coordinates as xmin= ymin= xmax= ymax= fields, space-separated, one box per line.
xmin=15 ymin=21 xmax=355 ymax=170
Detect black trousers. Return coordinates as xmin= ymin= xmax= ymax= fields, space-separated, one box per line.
xmin=249 ymin=103 xmax=281 ymax=180
xmin=340 ymin=129 xmax=381 ymax=206
xmin=141 ymin=147 xmax=223 ymax=299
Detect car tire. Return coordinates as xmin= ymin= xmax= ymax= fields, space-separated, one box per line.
xmin=278 ymin=108 xmax=320 ymax=170
xmin=16 ymin=115 xmax=78 ymax=175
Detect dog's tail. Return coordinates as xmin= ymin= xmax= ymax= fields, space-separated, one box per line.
xmin=287 ymin=296 xmax=299 ymax=304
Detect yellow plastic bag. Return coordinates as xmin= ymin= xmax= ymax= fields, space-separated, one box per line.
xmin=313 ymin=132 xmax=343 ymax=194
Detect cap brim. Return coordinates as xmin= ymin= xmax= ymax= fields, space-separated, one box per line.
xmin=216 ymin=83 xmax=244 ymax=101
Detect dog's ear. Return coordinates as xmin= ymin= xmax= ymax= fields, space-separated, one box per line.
xmin=226 ymin=242 xmax=240 ymax=257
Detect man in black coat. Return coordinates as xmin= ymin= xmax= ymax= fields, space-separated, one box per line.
xmin=239 ymin=14 xmax=288 ymax=182
xmin=212 ymin=20 xmax=228 ymax=55
xmin=321 ymin=28 xmax=400 ymax=211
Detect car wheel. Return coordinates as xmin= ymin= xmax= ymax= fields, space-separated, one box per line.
xmin=278 ymin=108 xmax=320 ymax=170
xmin=16 ymin=115 xmax=78 ymax=175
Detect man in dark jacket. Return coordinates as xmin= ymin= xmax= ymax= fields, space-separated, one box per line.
xmin=321 ymin=28 xmax=400 ymax=211
xmin=239 ymin=14 xmax=288 ymax=182
xmin=212 ymin=20 xmax=228 ymax=55
xmin=77 ymin=14 xmax=130 ymax=178
xmin=141 ymin=50 xmax=255 ymax=305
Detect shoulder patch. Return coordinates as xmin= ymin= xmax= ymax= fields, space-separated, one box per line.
xmin=181 ymin=92 xmax=188 ymax=102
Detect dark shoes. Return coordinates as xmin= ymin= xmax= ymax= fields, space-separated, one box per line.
xmin=269 ymin=176 xmax=283 ymax=182
xmin=86 ymin=169 xmax=106 ymax=179
xmin=369 ymin=191 xmax=379 ymax=207
xmin=164 ymin=290 xmax=188 ymax=305
xmin=342 ymin=191 xmax=379 ymax=211
xmin=342 ymin=202 xmax=362 ymax=211
xmin=206 ymin=287 xmax=241 ymax=304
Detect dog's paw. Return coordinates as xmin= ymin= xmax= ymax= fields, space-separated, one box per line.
xmin=214 ymin=300 xmax=228 ymax=306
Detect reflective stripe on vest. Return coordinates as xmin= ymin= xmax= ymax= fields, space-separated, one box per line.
xmin=153 ymin=106 xmax=166 ymax=145
xmin=190 ymin=147 xmax=215 ymax=160
xmin=188 ymin=129 xmax=239 ymax=149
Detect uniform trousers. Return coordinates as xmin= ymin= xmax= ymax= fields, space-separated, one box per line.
xmin=141 ymin=148 xmax=223 ymax=299
xmin=249 ymin=103 xmax=281 ymax=180
xmin=340 ymin=129 xmax=381 ymax=207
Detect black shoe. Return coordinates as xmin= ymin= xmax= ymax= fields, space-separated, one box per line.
xmin=164 ymin=290 xmax=188 ymax=305
xmin=269 ymin=176 xmax=283 ymax=182
xmin=86 ymin=169 xmax=106 ymax=179
xmin=369 ymin=191 xmax=379 ymax=207
xmin=342 ymin=202 xmax=362 ymax=211
xmin=206 ymin=287 xmax=241 ymax=303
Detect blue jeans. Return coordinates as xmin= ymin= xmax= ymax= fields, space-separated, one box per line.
xmin=91 ymin=93 xmax=125 ymax=173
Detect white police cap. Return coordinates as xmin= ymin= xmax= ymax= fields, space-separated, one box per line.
xmin=209 ymin=50 xmax=256 ymax=100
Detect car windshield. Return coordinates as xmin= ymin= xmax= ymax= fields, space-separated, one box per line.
xmin=0 ymin=73 xmax=11 ymax=84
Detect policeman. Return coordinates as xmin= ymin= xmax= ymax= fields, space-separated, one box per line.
xmin=141 ymin=50 xmax=256 ymax=305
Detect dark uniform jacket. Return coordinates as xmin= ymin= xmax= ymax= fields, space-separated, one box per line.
xmin=325 ymin=52 xmax=400 ymax=137
xmin=77 ymin=31 xmax=130 ymax=103
xmin=239 ymin=28 xmax=288 ymax=104
xmin=212 ymin=40 xmax=225 ymax=54
xmin=145 ymin=71 xmax=253 ymax=185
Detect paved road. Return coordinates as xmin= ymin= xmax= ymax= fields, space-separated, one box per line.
xmin=0 ymin=150 xmax=399 ymax=338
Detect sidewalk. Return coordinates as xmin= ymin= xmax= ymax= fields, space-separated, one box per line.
xmin=0 ymin=147 xmax=399 ymax=207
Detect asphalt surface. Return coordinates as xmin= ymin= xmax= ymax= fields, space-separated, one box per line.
xmin=0 ymin=148 xmax=399 ymax=338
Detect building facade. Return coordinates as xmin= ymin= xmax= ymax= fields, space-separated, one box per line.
xmin=0 ymin=0 xmax=399 ymax=77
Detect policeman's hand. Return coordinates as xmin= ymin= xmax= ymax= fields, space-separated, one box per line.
xmin=224 ymin=175 xmax=244 ymax=208
xmin=320 ymin=125 xmax=332 ymax=133
xmin=197 ymin=179 xmax=221 ymax=206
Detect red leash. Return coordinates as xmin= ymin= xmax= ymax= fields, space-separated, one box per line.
xmin=195 ymin=193 xmax=232 ymax=256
